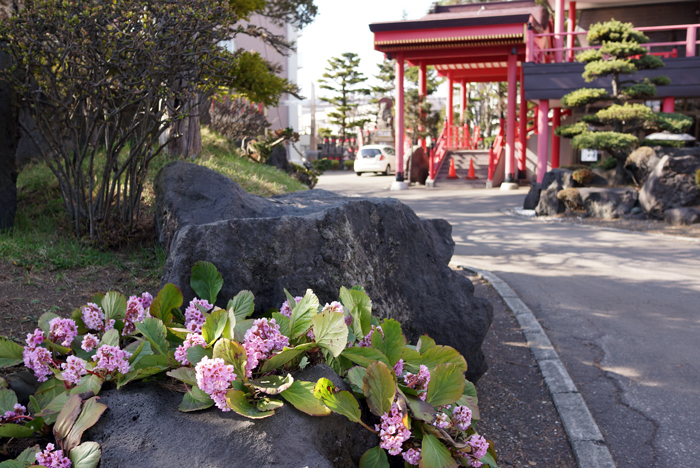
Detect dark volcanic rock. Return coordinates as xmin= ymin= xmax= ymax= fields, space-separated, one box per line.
xmin=88 ymin=365 xmax=376 ymax=468
xmin=578 ymin=187 xmax=638 ymax=219
xmin=157 ymin=162 xmax=491 ymax=382
xmin=639 ymin=149 xmax=700 ymax=218
xmin=535 ymin=169 xmax=573 ymax=216
xmin=0 ymin=51 xmax=18 ymax=230
xmin=591 ymin=165 xmax=627 ymax=186
xmin=409 ymin=146 xmax=429 ymax=185
xmin=664 ymin=207 xmax=700 ymax=225
xmin=523 ymin=183 xmax=541 ymax=210
xmin=625 ymin=146 xmax=660 ymax=186
xmin=268 ymin=144 xmax=293 ymax=173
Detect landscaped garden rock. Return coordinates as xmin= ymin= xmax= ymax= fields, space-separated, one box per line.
xmin=663 ymin=207 xmax=700 ymax=225
xmin=625 ymin=146 xmax=660 ymax=186
xmin=523 ymin=183 xmax=541 ymax=210
xmin=535 ymin=169 xmax=573 ymax=216
xmin=591 ymin=165 xmax=627 ymax=186
xmin=408 ymin=146 xmax=429 ymax=185
xmin=158 ymin=162 xmax=492 ymax=382
xmin=88 ymin=365 xmax=376 ymax=468
xmin=639 ymin=149 xmax=700 ymax=218
xmin=578 ymin=187 xmax=638 ymax=219
xmin=0 ymin=51 xmax=18 ymax=230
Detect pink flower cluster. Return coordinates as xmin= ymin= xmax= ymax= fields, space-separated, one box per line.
xmin=185 ymin=298 xmax=212 ymax=333
xmin=123 ymin=293 xmax=151 ymax=334
xmin=1 ymin=403 xmax=26 ymax=422
xmin=195 ymin=356 xmax=236 ymax=411
xmin=61 ymin=355 xmax=88 ymax=385
xmin=393 ymin=359 xmax=404 ymax=378
xmin=242 ymin=318 xmax=289 ymax=378
xmin=35 ymin=443 xmax=71 ymax=468
xmin=358 ymin=325 xmax=383 ymax=348
xmin=48 ymin=318 xmax=77 ymax=347
xmin=26 ymin=329 xmax=44 ymax=348
xmin=466 ymin=434 xmax=489 ymax=467
xmin=94 ymin=345 xmax=131 ymax=375
xmin=402 ymin=447 xmax=421 ymax=465
xmin=433 ymin=411 xmax=450 ymax=429
xmin=453 ymin=405 xmax=473 ymax=431
xmin=321 ymin=301 xmax=344 ymax=314
xmin=279 ymin=296 xmax=302 ymax=318
xmin=23 ymin=330 xmax=53 ymax=382
xmin=404 ymin=364 xmax=430 ymax=400
xmin=375 ymin=403 xmax=411 ymax=456
xmin=81 ymin=303 xmax=114 ymax=332
xmin=81 ymin=333 xmax=99 ymax=352
xmin=175 ymin=333 xmax=208 ymax=366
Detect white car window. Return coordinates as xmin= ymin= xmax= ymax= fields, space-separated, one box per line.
xmin=384 ymin=148 xmax=395 ymax=156
xmin=359 ymin=148 xmax=381 ymax=157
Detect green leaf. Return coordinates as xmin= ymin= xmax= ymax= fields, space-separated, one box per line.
xmin=16 ymin=445 xmax=40 ymax=464
xmin=341 ymin=346 xmax=390 ymax=368
xmin=135 ymin=318 xmax=171 ymax=358
xmin=339 ymin=287 xmax=372 ymax=338
xmin=179 ymin=386 xmax=214 ymax=412
xmin=260 ymin=344 xmax=313 ymax=373
xmin=54 ymin=394 xmax=82 ymax=441
xmin=212 ymin=339 xmax=247 ymax=379
xmin=401 ymin=347 xmax=424 ymax=373
xmin=101 ymin=292 xmax=127 ymax=322
xmin=313 ymin=378 xmax=362 ymax=423
xmin=463 ymin=379 xmax=477 ymax=398
xmin=99 ymin=329 xmax=120 ymax=348
xmin=256 ymin=398 xmax=284 ymax=412
xmin=426 ymin=364 xmax=465 ymax=407
xmin=233 ymin=319 xmax=255 ymax=342
xmin=166 ymin=367 xmax=197 ymax=386
xmin=133 ymin=354 xmax=170 ymax=369
xmin=363 ymin=361 xmax=396 ymax=417
xmin=221 ymin=308 xmax=237 ymax=341
xmin=33 ymin=378 xmax=64 ymax=411
xmin=417 ymin=335 xmax=436 ymax=353
xmin=69 ymin=375 xmax=104 ymax=396
xmin=271 ymin=313 xmax=290 ymax=337
xmin=190 ymin=261 xmax=223 ymax=304
xmin=149 ymin=284 xmax=183 ymax=325
xmin=64 ymin=397 xmax=107 ymax=452
xmin=38 ymin=312 xmax=60 ymax=334
xmin=372 ymin=319 xmax=406 ymax=366
xmin=37 ymin=392 xmax=70 ymax=425
xmin=227 ymin=290 xmax=255 ymax=321
xmin=280 ymin=380 xmax=331 ymax=416
xmin=248 ymin=374 xmax=294 ymax=395
xmin=289 ymin=289 xmax=320 ymax=338
xmin=201 ymin=308 xmax=228 ymax=345
xmin=0 ymin=388 xmax=18 ymax=413
xmin=311 ymin=309 xmax=348 ymax=357
xmin=225 ymin=390 xmax=275 ymax=419
xmin=420 ymin=432 xmax=458 ymax=468
xmin=346 ymin=366 xmax=367 ymax=394
xmin=69 ymin=441 xmax=101 ymax=468
xmin=0 ymin=423 xmax=34 ymax=438
xmin=0 ymin=338 xmax=24 ymax=367
xmin=403 ymin=393 xmax=437 ymax=423
xmin=186 ymin=345 xmax=213 ymax=367
xmin=421 ymin=346 xmax=467 ymax=373
xmin=116 ymin=367 xmax=166 ymax=389
xmin=359 ymin=446 xmax=390 ymax=468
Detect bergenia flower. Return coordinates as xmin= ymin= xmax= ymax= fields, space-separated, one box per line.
xmin=1 ymin=403 xmax=26 ymax=422
xmin=123 ymin=295 xmax=147 ymax=334
xmin=185 ymin=298 xmax=212 ymax=333
xmin=321 ymin=301 xmax=344 ymax=314
xmin=81 ymin=333 xmax=99 ymax=352
xmin=393 ymin=359 xmax=404 ymax=378
xmin=48 ymin=318 xmax=77 ymax=347
xmin=94 ymin=345 xmax=131 ymax=375
xmin=453 ymin=405 xmax=473 ymax=431
xmin=358 ymin=325 xmax=383 ymax=347
xmin=35 ymin=443 xmax=71 ymax=468
xmin=432 ymin=411 xmax=450 ymax=429
xmin=22 ymin=346 xmax=53 ymax=382
xmin=468 ymin=434 xmax=489 ymax=461
xmin=81 ymin=303 xmax=105 ymax=331
xmin=25 ymin=329 xmax=44 ymax=349
xmin=279 ymin=296 xmax=302 ymax=318
xmin=375 ymin=403 xmax=411 ymax=456
xmin=195 ymin=356 xmax=236 ymax=411
xmin=402 ymin=447 xmax=421 ymax=465
xmin=242 ymin=318 xmax=289 ymax=378
xmin=61 ymin=356 xmax=87 ymax=385
xmin=140 ymin=292 xmax=154 ymax=311
xmin=404 ymin=364 xmax=431 ymax=400
xmin=175 ymin=333 xmax=208 ymax=366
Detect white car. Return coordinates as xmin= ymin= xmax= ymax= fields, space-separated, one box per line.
xmin=353 ymin=145 xmax=396 ymax=176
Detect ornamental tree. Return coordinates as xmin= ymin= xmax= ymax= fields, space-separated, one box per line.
xmin=556 ymin=19 xmax=692 ymax=161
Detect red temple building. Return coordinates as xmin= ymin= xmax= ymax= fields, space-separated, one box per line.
xmin=369 ymin=0 xmax=700 ymax=189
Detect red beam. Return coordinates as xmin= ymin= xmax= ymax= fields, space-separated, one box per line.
xmin=388 ymin=44 xmax=526 ymax=61
xmin=407 ymin=54 xmax=526 ymax=67
xmin=374 ymin=24 xmax=525 ymax=46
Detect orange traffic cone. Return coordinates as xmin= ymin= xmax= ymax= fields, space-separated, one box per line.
xmin=447 ymin=158 xmax=458 ymax=179
xmin=465 ymin=158 xmax=477 ymax=180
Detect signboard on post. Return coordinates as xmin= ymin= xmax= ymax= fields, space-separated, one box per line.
xmin=581 ymin=149 xmax=598 ymax=162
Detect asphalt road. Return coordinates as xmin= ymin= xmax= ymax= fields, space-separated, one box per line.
xmin=316 ymin=171 xmax=700 ymax=468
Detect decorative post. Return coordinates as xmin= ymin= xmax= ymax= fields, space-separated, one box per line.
xmin=686 ymin=25 xmax=697 ymax=57
xmin=391 ymin=53 xmax=408 ymax=190
xmin=419 ymin=61 xmax=427 ymax=152
xmin=526 ymin=23 xmax=534 ymax=62
xmin=537 ymin=100 xmax=549 ymax=183
xmin=447 ymin=72 xmax=454 ymax=148
xmin=552 ymin=107 xmax=561 ymax=168
xmin=567 ymin=2 xmax=577 ymax=62
xmin=555 ymin=0 xmax=565 ymax=63
xmin=662 ymin=97 xmax=675 ymax=113
xmin=502 ymin=48 xmax=518 ymax=189
xmin=460 ymin=79 xmax=468 ymax=147
xmin=519 ymin=67 xmax=527 ymax=176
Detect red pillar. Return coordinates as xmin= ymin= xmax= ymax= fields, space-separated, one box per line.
xmin=662 ymin=97 xmax=675 ymax=113
xmin=537 ymin=100 xmax=549 ymax=183
xmin=419 ymin=61 xmax=427 ymax=152
xmin=567 ymin=2 xmax=577 ymax=62
xmin=447 ymin=72 xmax=454 ymax=147
xmin=686 ymin=26 xmax=697 ymax=57
xmin=460 ymin=79 xmax=468 ymax=146
xmin=554 ymin=0 xmax=565 ymax=63
xmin=505 ymin=49 xmax=517 ymax=183
xmin=395 ymin=54 xmax=405 ymax=182
xmin=519 ymin=67 xmax=527 ymax=176
xmin=552 ymin=107 xmax=561 ymax=168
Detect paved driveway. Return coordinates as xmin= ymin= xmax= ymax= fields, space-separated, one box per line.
xmin=316 ymin=172 xmax=700 ymax=468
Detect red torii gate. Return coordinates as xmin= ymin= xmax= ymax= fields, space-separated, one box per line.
xmin=369 ymin=1 xmax=550 ymax=189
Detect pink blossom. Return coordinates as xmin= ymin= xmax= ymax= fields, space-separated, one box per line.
xmin=81 ymin=303 xmax=105 ymax=331
xmin=279 ymin=296 xmax=302 ymax=318
xmin=35 ymin=443 xmax=71 ymax=468
xmin=22 ymin=346 xmax=53 ymax=382
xmin=175 ymin=333 xmax=208 ymax=366
xmin=123 ymin=295 xmax=146 ymax=334
xmin=94 ymin=345 xmax=131 ymax=375
xmin=242 ymin=318 xmax=289 ymax=377
xmin=322 ymin=301 xmax=344 ymax=314
xmin=402 ymin=447 xmax=421 ymax=465
xmin=404 ymin=364 xmax=430 ymax=400
xmin=185 ymin=298 xmax=212 ymax=333
xmin=25 ymin=329 xmax=44 ymax=349
xmin=453 ymin=405 xmax=473 ymax=431
xmin=374 ymin=403 xmax=411 ymax=456
xmin=393 ymin=359 xmax=404 ymax=378
xmin=61 ymin=356 xmax=87 ymax=385
xmin=358 ymin=325 xmax=383 ymax=347
xmin=48 ymin=318 xmax=77 ymax=347
xmin=433 ymin=412 xmax=450 ymax=429
xmin=140 ymin=292 xmax=154 ymax=311
xmin=81 ymin=334 xmax=99 ymax=352
xmin=344 ymin=314 xmax=353 ymax=327
xmin=468 ymin=434 xmax=489 ymax=462
xmin=1 ymin=403 xmax=26 ymax=422
xmin=195 ymin=356 xmax=236 ymax=411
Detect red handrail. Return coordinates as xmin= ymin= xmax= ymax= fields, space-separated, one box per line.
xmin=429 ymin=126 xmax=448 ymax=180
xmin=487 ymin=118 xmax=506 ymax=182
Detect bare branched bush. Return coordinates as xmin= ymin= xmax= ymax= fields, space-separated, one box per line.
xmin=209 ymin=97 xmax=271 ymax=142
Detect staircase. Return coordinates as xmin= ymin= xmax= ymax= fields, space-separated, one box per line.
xmin=434 ymin=150 xmax=491 ymax=188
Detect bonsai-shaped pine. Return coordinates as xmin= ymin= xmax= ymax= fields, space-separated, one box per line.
xmin=556 ymin=19 xmax=693 ymax=162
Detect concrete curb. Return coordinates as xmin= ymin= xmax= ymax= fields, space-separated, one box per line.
xmin=456 ymin=264 xmax=617 ymax=468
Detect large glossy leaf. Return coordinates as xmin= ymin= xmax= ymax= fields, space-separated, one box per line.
xmin=98 ymin=329 xmax=120 ymax=348
xmin=313 ymin=378 xmax=362 ymax=423
xmin=420 ymin=433 xmax=458 ymax=468
xmin=346 ymin=366 xmax=367 ymax=394
xmin=463 ymin=379 xmax=478 ymax=398
xmin=421 ymin=346 xmax=467 ymax=373
xmin=0 ymin=424 xmax=34 ymax=438
xmin=233 ymin=319 xmax=255 ymax=342
xmin=101 ymin=292 xmax=127 ymax=321
xmin=339 ymin=286 xmax=372 ymax=338
xmin=190 ymin=261 xmax=223 ymax=304
xmin=401 ymin=347 xmax=423 ymax=373
xmin=132 ymin=354 xmax=170 ymax=369
xmin=311 ymin=309 xmax=348 ymax=357
xmin=135 ymin=318 xmax=170 ymax=359
xmin=403 ymin=393 xmax=437 ymax=423
xmin=225 ymin=390 xmax=275 ymax=419
xmin=179 ymin=386 xmax=214 ymax=412
xmin=0 ymin=338 xmax=24 ymax=367
xmin=289 ymin=289 xmax=320 ymax=338
xmin=212 ymin=339 xmax=246 ymax=379
xmin=64 ymin=397 xmax=107 ymax=452
xmin=221 ymin=308 xmax=237 ymax=341
xmin=185 ymin=345 xmax=213 ymax=367
xmin=371 ymin=319 xmax=406 ymax=366
xmin=362 ymin=361 xmax=396 ymax=417
xmin=248 ymin=374 xmax=294 ymax=395
xmin=227 ymin=290 xmax=255 ymax=321
xmin=69 ymin=441 xmax=101 ymax=468
xmin=280 ymin=380 xmax=331 ymax=416
xmin=54 ymin=394 xmax=82 ymax=441
xmin=341 ymin=347 xmax=390 ymax=368
xmin=0 ymin=388 xmax=18 ymax=413
xmin=260 ymin=344 xmax=313 ymax=373
xmin=417 ymin=335 xmax=436 ymax=354
xmin=426 ymin=364 xmax=465 ymax=407
xmin=359 ymin=446 xmax=390 ymax=468
xmin=271 ymin=313 xmax=290 ymax=337
xmin=37 ymin=392 xmax=70 ymax=425
xmin=15 ymin=445 xmax=40 ymax=464
xmin=166 ymin=367 xmax=197 ymax=386
xmin=116 ymin=367 xmax=166 ymax=389
xmin=149 ymin=284 xmax=183 ymax=324
xmin=201 ymin=309 xmax=228 ymax=345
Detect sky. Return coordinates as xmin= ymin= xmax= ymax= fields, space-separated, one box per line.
xmin=295 ymin=0 xmax=437 ymax=100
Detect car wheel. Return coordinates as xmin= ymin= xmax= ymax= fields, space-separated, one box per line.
xmin=382 ymin=165 xmax=390 ymax=176
xmin=355 ymin=172 xmax=362 ymax=177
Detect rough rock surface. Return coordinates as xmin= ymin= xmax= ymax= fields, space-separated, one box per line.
xmin=591 ymin=165 xmax=627 ymax=186
xmin=625 ymin=146 xmax=660 ymax=185
xmin=535 ymin=169 xmax=573 ymax=216
xmin=664 ymin=207 xmax=700 ymax=225
xmin=639 ymin=149 xmax=700 ymax=218
xmin=268 ymin=144 xmax=292 ymax=173
xmin=578 ymin=187 xmax=639 ymax=219
xmin=408 ymin=146 xmax=429 ymax=185
xmin=523 ymin=183 xmax=541 ymax=210
xmin=157 ymin=162 xmax=491 ymax=382
xmin=0 ymin=51 xmax=18 ymax=230
xmin=88 ymin=365 xmax=377 ymax=468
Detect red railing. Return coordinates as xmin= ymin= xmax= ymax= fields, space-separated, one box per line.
xmin=445 ymin=124 xmax=480 ymax=149
xmin=487 ymin=118 xmax=506 ymax=182
xmin=428 ymin=126 xmax=448 ymax=181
